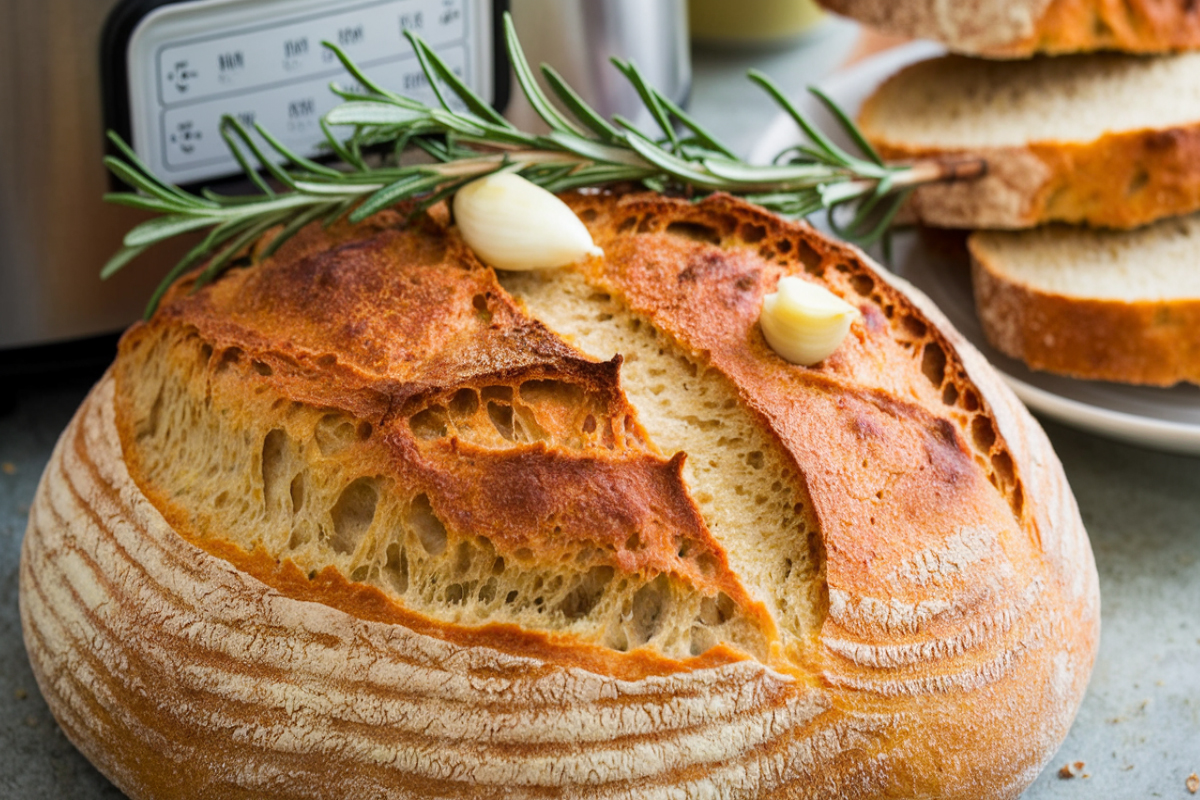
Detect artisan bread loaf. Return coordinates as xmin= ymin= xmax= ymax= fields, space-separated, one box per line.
xmin=859 ymin=52 xmax=1200 ymax=230
xmin=820 ymin=0 xmax=1200 ymax=57
xmin=971 ymin=213 xmax=1200 ymax=385
xmin=19 ymin=192 xmax=1099 ymax=799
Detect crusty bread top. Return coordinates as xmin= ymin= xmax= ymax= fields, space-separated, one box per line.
xmin=861 ymin=51 xmax=1200 ymax=149
xmin=111 ymin=191 xmax=1040 ymax=683
xmin=820 ymin=0 xmax=1200 ymax=56
xmin=972 ymin=213 xmax=1200 ymax=300
xmin=819 ymin=0 xmax=1053 ymax=55
xmin=16 ymin=190 xmax=1101 ymax=799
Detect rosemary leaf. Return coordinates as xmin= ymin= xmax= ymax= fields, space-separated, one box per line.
xmin=141 ymin=218 xmax=257 ymax=318
xmin=610 ymin=58 xmax=679 ymax=154
xmin=221 ymin=115 xmax=299 ymax=191
xmin=319 ymin=118 xmax=366 ymax=171
xmin=540 ymin=65 xmax=623 ymax=143
xmin=325 ymin=102 xmax=428 ymax=127
xmin=124 ymin=214 xmax=223 ymax=248
xmin=618 ymin=127 xmax=726 ymax=189
xmin=808 ymin=86 xmax=884 ymax=167
xmin=747 ymin=70 xmax=880 ymax=176
xmin=105 ymin=132 xmax=211 ymax=206
xmin=502 ymin=15 xmax=584 ymax=136
xmin=100 ymin=244 xmax=150 ymax=280
xmin=254 ymin=123 xmax=343 ymax=177
xmin=192 ymin=214 xmax=287 ymax=291
xmin=406 ymin=31 xmax=512 ymax=129
xmin=403 ymin=29 xmax=455 ymax=113
xmin=321 ymin=41 xmax=404 ymax=102
xmin=350 ymin=173 xmax=445 ymax=222
xmin=220 ymin=121 xmax=275 ymax=196
xmin=657 ymin=94 xmax=737 ymax=160
xmin=103 ymin=193 xmax=193 ymax=214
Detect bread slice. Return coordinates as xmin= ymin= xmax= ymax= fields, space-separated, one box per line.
xmin=971 ymin=213 xmax=1200 ymax=386
xmin=820 ymin=0 xmax=1200 ymax=57
xmin=860 ymin=52 xmax=1200 ymax=230
xmin=20 ymin=192 xmax=1099 ymax=799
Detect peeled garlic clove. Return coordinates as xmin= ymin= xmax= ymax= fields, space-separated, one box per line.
xmin=760 ymin=276 xmax=860 ymax=366
xmin=452 ymin=172 xmax=603 ymax=271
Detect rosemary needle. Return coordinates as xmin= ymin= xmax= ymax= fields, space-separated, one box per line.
xmin=102 ymin=12 xmax=984 ymax=319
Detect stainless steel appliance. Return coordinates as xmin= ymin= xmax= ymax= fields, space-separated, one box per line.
xmin=0 ymin=0 xmax=688 ymax=353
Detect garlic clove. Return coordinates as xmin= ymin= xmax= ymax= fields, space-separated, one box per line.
xmin=760 ymin=276 xmax=860 ymax=366
xmin=452 ymin=172 xmax=603 ymax=272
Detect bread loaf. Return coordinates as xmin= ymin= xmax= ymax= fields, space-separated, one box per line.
xmin=19 ymin=191 xmax=1099 ymax=799
xmin=859 ymin=52 xmax=1200 ymax=230
xmin=971 ymin=214 xmax=1200 ymax=386
xmin=819 ymin=0 xmax=1200 ymax=57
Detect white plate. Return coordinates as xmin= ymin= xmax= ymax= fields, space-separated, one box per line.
xmin=749 ymin=42 xmax=1200 ymax=456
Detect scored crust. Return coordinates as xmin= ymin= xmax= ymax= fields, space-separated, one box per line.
xmin=858 ymin=54 xmax=1200 ymax=231
xmin=20 ymin=192 xmax=1099 ymax=799
xmin=819 ymin=0 xmax=1200 ymax=57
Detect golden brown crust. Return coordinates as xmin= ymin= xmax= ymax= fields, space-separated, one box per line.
xmin=114 ymin=207 xmax=773 ymax=673
xmin=20 ymin=192 xmax=1099 ymax=799
xmin=970 ymin=236 xmax=1200 ymax=385
xmin=818 ymin=0 xmax=1053 ymax=56
xmin=1003 ymin=0 xmax=1200 ymax=56
xmin=820 ymin=0 xmax=1200 ymax=56
xmin=861 ymin=85 xmax=1200 ymax=230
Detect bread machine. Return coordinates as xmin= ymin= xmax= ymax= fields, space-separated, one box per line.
xmin=0 ymin=0 xmax=688 ymax=362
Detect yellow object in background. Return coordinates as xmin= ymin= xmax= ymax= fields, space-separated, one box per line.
xmin=689 ymin=0 xmax=826 ymax=47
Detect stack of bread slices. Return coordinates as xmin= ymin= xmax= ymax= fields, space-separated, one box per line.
xmin=820 ymin=0 xmax=1200 ymax=387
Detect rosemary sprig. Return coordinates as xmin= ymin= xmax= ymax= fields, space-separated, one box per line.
xmin=102 ymin=12 xmax=983 ymax=319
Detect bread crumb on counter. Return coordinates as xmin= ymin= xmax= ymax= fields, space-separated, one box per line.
xmin=1058 ymin=761 xmax=1086 ymax=779
xmin=1186 ymin=772 xmax=1198 ymax=794
xmin=2 ymin=461 xmax=16 ymax=474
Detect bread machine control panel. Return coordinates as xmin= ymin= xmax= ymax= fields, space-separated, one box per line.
xmin=108 ymin=0 xmax=500 ymax=186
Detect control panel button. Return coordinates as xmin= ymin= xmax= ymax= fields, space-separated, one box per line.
xmin=127 ymin=0 xmax=491 ymax=185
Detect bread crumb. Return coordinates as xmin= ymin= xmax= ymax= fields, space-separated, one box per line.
xmin=1058 ymin=761 xmax=1085 ymax=779
xmin=14 ymin=688 xmax=27 ymax=700
xmin=1 ymin=462 xmax=15 ymax=475
xmin=1186 ymin=773 xmax=1198 ymax=794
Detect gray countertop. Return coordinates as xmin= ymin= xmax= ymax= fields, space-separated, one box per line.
xmin=3 ymin=18 xmax=1199 ymax=799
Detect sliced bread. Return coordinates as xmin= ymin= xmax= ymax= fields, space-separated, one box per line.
xmin=860 ymin=52 xmax=1200 ymax=230
xmin=820 ymin=0 xmax=1200 ymax=58
xmin=970 ymin=213 xmax=1200 ymax=386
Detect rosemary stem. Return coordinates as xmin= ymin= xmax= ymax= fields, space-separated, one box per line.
xmin=832 ymin=156 xmax=988 ymax=200
xmin=101 ymin=15 xmax=992 ymax=319
xmin=894 ymin=157 xmax=987 ymax=187
xmin=428 ymin=150 xmax=585 ymax=176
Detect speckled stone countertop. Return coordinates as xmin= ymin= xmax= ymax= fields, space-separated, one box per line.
xmin=3 ymin=18 xmax=1199 ymax=799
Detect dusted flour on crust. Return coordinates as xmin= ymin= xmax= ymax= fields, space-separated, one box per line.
xmin=20 ymin=192 xmax=1099 ymax=799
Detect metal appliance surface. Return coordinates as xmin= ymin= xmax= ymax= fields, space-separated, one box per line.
xmin=0 ymin=0 xmax=688 ymax=352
